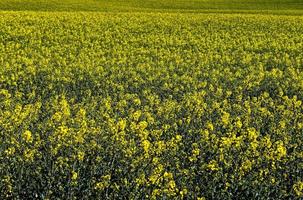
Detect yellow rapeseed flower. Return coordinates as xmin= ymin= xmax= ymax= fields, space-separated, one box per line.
xmin=22 ymin=130 xmax=33 ymax=143
xmin=71 ymin=171 xmax=78 ymax=180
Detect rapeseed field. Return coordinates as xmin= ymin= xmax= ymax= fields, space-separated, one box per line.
xmin=0 ymin=1 xmax=303 ymax=199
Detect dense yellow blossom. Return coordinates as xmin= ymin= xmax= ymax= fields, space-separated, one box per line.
xmin=71 ymin=171 xmax=78 ymax=181
xmin=293 ymin=181 xmax=303 ymax=197
xmin=22 ymin=130 xmax=33 ymax=143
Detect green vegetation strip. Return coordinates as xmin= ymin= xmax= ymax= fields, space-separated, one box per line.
xmin=0 ymin=0 xmax=303 ymax=14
